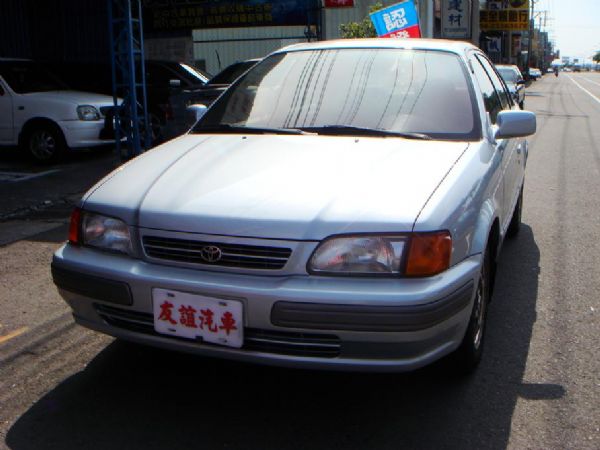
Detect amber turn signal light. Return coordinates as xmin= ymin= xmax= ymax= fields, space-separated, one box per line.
xmin=405 ymin=231 xmax=452 ymax=277
xmin=69 ymin=207 xmax=82 ymax=245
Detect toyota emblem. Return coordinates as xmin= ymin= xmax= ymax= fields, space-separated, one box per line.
xmin=200 ymin=245 xmax=222 ymax=263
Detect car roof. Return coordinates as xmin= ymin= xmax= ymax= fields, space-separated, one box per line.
xmin=275 ymin=38 xmax=478 ymax=56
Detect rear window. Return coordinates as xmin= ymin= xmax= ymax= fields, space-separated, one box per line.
xmin=497 ymin=68 xmax=520 ymax=83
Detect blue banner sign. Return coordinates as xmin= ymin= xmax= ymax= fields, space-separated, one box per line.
xmin=370 ymin=1 xmax=421 ymax=38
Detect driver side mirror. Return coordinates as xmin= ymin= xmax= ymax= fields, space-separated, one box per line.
xmin=495 ymin=110 xmax=536 ymax=140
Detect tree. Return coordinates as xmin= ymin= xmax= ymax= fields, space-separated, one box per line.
xmin=339 ymin=2 xmax=383 ymax=39
xmin=594 ymin=51 xmax=600 ymax=63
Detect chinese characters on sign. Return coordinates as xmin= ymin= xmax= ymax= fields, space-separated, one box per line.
xmin=143 ymin=0 xmax=320 ymax=32
xmin=480 ymin=1 xmax=529 ymax=31
xmin=158 ymin=300 xmax=239 ymax=335
xmin=441 ymin=0 xmax=471 ymax=39
xmin=370 ymin=1 xmax=421 ymax=39
xmin=153 ymin=288 xmax=244 ymax=348
xmin=147 ymin=3 xmax=276 ymax=31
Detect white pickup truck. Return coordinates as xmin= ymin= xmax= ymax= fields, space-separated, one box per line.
xmin=0 ymin=58 xmax=117 ymax=163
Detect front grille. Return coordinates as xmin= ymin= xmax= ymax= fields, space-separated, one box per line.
xmin=95 ymin=304 xmax=341 ymax=358
xmin=142 ymin=236 xmax=292 ymax=270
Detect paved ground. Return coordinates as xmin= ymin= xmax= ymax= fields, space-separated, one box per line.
xmin=0 ymin=73 xmax=599 ymax=449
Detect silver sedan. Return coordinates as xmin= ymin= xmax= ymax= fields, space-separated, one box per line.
xmin=52 ymin=39 xmax=536 ymax=373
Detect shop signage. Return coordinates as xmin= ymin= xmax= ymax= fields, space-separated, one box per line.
xmin=370 ymin=1 xmax=421 ymax=39
xmin=441 ymin=0 xmax=471 ymax=39
xmin=143 ymin=0 xmax=318 ymax=32
xmin=488 ymin=0 xmax=529 ymax=10
xmin=480 ymin=0 xmax=529 ymax=31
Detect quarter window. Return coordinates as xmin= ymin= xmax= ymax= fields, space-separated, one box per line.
xmin=476 ymin=55 xmax=512 ymax=109
xmin=470 ymin=56 xmax=503 ymax=124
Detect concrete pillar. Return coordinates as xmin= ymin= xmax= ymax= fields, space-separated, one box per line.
xmin=418 ymin=0 xmax=434 ymax=38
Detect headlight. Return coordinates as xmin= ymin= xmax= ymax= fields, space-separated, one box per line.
xmin=77 ymin=105 xmax=100 ymax=121
xmin=308 ymin=232 xmax=452 ymax=277
xmin=308 ymin=236 xmax=407 ymax=275
xmin=81 ymin=212 xmax=132 ymax=255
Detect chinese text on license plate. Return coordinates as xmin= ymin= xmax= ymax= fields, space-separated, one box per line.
xmin=152 ymin=288 xmax=243 ymax=348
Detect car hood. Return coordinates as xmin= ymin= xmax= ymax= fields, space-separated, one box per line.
xmin=23 ymin=90 xmax=115 ymax=106
xmin=84 ymin=134 xmax=468 ymax=240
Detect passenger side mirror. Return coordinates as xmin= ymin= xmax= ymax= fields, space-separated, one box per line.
xmin=494 ymin=110 xmax=536 ymax=140
xmin=516 ymin=79 xmax=526 ymax=85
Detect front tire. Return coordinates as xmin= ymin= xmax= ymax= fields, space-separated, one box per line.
xmin=23 ymin=123 xmax=66 ymax=164
xmin=450 ymin=247 xmax=491 ymax=374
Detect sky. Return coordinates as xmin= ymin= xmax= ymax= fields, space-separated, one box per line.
xmin=536 ymin=0 xmax=600 ymax=61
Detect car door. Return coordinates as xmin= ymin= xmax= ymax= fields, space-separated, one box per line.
xmin=471 ymin=54 xmax=521 ymax=227
xmin=476 ymin=55 xmax=524 ymax=230
xmin=0 ymin=77 xmax=14 ymax=144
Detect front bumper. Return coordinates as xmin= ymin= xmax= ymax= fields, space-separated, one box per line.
xmin=57 ymin=119 xmax=114 ymax=148
xmin=52 ymin=244 xmax=481 ymax=372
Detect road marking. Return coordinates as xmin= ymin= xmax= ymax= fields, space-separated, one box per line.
xmin=581 ymin=77 xmax=600 ymax=88
xmin=567 ymin=76 xmax=600 ymax=106
xmin=0 ymin=169 xmax=60 ymax=183
xmin=0 ymin=326 xmax=29 ymax=345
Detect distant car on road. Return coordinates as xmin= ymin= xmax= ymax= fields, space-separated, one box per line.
xmin=496 ymin=64 xmax=526 ymax=109
xmin=0 ymin=59 xmax=117 ymax=163
xmin=52 ymin=39 xmax=536 ymax=374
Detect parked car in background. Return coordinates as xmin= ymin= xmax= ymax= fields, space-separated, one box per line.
xmin=528 ymin=67 xmax=542 ymax=80
xmin=52 ymin=39 xmax=536 ymax=374
xmin=43 ymin=59 xmax=211 ymax=143
xmin=496 ymin=64 xmax=526 ymax=109
xmin=185 ymin=59 xmax=260 ymax=108
xmin=0 ymin=58 xmax=117 ymax=163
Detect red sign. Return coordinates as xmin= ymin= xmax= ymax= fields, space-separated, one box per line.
xmin=324 ymin=0 xmax=354 ymax=7
xmin=381 ymin=24 xmax=421 ymax=39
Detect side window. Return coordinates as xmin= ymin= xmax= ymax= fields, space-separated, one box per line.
xmin=476 ymin=55 xmax=512 ymax=109
xmin=470 ymin=56 xmax=503 ymax=124
xmin=0 ymin=83 xmax=4 ymax=96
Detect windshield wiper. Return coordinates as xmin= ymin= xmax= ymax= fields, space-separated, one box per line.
xmin=301 ymin=125 xmax=432 ymax=140
xmin=193 ymin=124 xmax=313 ymax=135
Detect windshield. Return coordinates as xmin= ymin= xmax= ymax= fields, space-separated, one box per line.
xmin=0 ymin=61 xmax=68 ymax=93
xmin=497 ymin=68 xmax=520 ymax=83
xmin=178 ymin=63 xmax=210 ymax=84
xmin=194 ymin=49 xmax=479 ymax=140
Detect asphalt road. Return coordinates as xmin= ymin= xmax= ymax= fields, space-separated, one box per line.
xmin=0 ymin=73 xmax=599 ymax=450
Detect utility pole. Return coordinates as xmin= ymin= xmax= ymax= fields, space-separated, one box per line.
xmin=526 ymin=0 xmax=535 ymax=71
